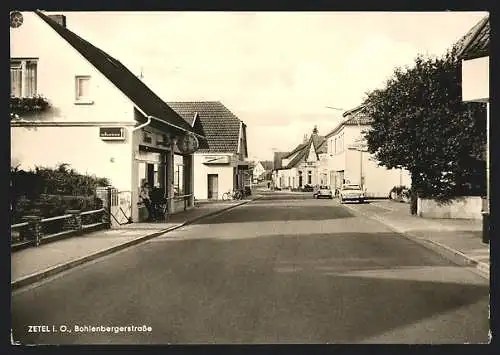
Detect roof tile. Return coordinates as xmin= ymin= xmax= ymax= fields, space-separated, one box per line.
xmin=456 ymin=15 xmax=489 ymax=60
xmin=167 ymin=101 xmax=242 ymax=154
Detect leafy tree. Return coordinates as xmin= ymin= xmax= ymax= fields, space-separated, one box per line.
xmin=362 ymin=45 xmax=486 ymax=208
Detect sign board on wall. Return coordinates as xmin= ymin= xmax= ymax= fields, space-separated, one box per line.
xmin=99 ymin=127 xmax=125 ymax=141
xmin=135 ymin=151 xmax=162 ymax=163
xmin=203 ymin=155 xmax=231 ymax=165
xmin=462 ymin=56 xmax=489 ymax=102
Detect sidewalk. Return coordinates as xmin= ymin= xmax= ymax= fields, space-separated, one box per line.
xmin=11 ymin=195 xmax=262 ymax=290
xmin=345 ymin=199 xmax=490 ymax=280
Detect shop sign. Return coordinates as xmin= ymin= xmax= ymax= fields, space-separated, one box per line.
xmin=99 ymin=127 xmax=125 ymax=141
xmin=176 ymin=132 xmax=199 ymax=154
xmin=203 ymin=155 xmax=231 ymax=165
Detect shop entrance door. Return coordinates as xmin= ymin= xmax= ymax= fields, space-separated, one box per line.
xmin=207 ymin=174 xmax=218 ymax=200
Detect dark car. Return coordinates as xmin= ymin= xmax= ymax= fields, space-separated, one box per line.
xmin=302 ymin=184 xmax=314 ymax=192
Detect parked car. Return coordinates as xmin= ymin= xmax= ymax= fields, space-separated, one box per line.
xmin=339 ymin=184 xmax=365 ymax=204
xmin=302 ymin=184 xmax=314 ymax=192
xmin=313 ymin=185 xmax=333 ymax=199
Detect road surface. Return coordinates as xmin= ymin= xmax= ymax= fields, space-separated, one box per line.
xmin=11 ymin=192 xmax=490 ymax=344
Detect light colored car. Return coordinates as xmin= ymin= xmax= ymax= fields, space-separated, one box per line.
xmin=339 ymin=184 xmax=365 ymax=203
xmin=313 ymin=185 xmax=333 ymax=199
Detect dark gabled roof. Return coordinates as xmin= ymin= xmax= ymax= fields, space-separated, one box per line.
xmin=342 ymin=103 xmax=368 ymax=118
xmin=260 ymin=160 xmax=274 ymax=171
xmin=283 ymin=142 xmax=307 ymax=160
xmin=325 ymin=105 xmax=373 ymax=138
xmin=167 ymin=101 xmax=242 ymax=154
xmin=35 ymin=11 xmax=199 ymax=136
xmin=312 ymin=134 xmax=326 ymax=154
xmin=456 ymin=15 xmax=489 ymax=60
xmin=273 ymin=151 xmax=288 ymax=170
xmin=283 ymin=133 xmax=326 ymax=169
xmin=285 ymin=146 xmax=309 ymax=168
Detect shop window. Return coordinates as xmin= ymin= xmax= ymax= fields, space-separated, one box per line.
xmin=174 ymin=154 xmax=184 ymax=195
xmin=10 ymin=59 xmax=37 ymax=97
xmin=75 ymin=75 xmax=93 ymax=104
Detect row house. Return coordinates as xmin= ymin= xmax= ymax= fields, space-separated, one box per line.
xmin=273 ymin=107 xmax=411 ymax=197
xmin=10 ymin=11 xmax=206 ymax=224
xmin=167 ymin=101 xmax=250 ymax=200
xmin=273 ymin=126 xmax=328 ymax=189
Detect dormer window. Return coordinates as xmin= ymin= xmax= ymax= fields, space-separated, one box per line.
xmin=10 ymin=58 xmax=38 ymax=98
xmin=75 ymin=75 xmax=93 ymax=104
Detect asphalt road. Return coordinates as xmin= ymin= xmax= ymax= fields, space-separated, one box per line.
xmin=11 ymin=192 xmax=490 ymax=344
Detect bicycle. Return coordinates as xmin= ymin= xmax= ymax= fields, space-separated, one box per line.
xmin=222 ymin=189 xmax=242 ymax=201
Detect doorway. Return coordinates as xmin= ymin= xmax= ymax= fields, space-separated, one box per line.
xmin=207 ymin=174 xmax=219 ymax=200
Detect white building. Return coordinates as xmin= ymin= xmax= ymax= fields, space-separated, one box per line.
xmin=458 ymin=14 xmax=490 ymax=216
xmin=168 ymin=101 xmax=250 ymax=200
xmin=10 ymin=11 xmax=205 ymax=223
xmin=324 ymin=105 xmax=411 ymax=197
xmin=273 ymin=126 xmax=328 ymax=189
xmin=253 ymin=162 xmax=265 ymax=182
xmin=252 ymin=160 xmax=273 ymax=183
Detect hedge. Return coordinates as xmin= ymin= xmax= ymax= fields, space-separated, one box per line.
xmin=10 ymin=163 xmax=109 ymax=224
xmin=12 ymin=194 xmax=104 ymax=225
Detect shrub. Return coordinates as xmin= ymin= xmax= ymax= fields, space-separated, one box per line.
xmin=390 ymin=185 xmax=408 ymax=196
xmin=12 ymin=194 xmax=103 ymax=224
xmin=11 ymin=163 xmax=109 ymax=220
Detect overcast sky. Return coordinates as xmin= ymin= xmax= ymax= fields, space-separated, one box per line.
xmin=52 ymin=11 xmax=487 ymax=161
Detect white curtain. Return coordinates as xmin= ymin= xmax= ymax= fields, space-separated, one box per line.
xmin=25 ymin=62 xmax=37 ymax=97
xmin=10 ymin=65 xmax=22 ymax=97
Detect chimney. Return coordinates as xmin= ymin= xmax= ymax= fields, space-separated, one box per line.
xmin=312 ymin=125 xmax=318 ymax=135
xmin=48 ymin=14 xmax=66 ymax=27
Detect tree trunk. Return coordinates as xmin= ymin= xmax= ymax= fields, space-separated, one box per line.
xmin=410 ymin=170 xmax=419 ymax=215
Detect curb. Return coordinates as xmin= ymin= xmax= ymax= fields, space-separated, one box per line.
xmin=343 ymin=204 xmax=490 ymax=281
xmin=11 ymin=196 xmax=262 ymax=291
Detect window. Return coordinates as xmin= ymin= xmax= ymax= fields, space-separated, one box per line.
xmin=75 ymin=75 xmax=93 ymax=103
xmin=307 ymin=171 xmax=312 ymax=184
xmin=174 ymin=154 xmax=184 ymax=195
xmin=10 ymin=59 xmax=38 ymax=97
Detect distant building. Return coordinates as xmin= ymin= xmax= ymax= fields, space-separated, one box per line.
xmin=273 ymin=126 xmax=327 ymax=189
xmin=253 ymin=160 xmax=273 ymax=182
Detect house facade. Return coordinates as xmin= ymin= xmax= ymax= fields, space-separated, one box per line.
xmin=10 ymin=11 xmax=205 ymax=224
xmin=168 ymin=101 xmax=250 ymax=200
xmin=273 ymin=126 xmax=328 ymax=189
xmin=324 ymin=105 xmax=411 ymax=197
xmin=252 ymin=160 xmax=273 ymax=182
xmin=459 ymin=14 xmax=490 ymax=220
xmin=253 ymin=162 xmax=266 ymax=182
